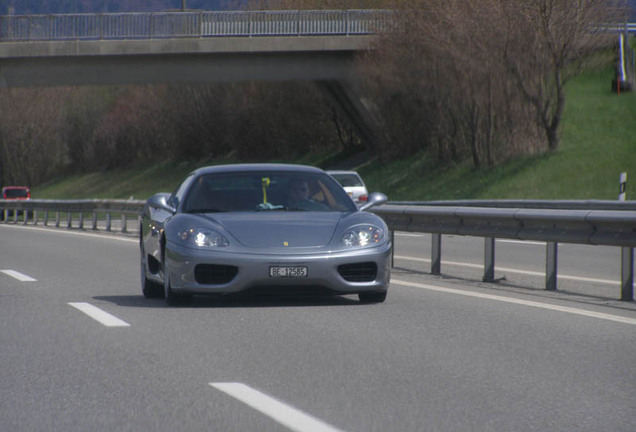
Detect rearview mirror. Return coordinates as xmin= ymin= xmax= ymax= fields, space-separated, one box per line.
xmin=359 ymin=192 xmax=388 ymax=211
xmin=148 ymin=193 xmax=176 ymax=214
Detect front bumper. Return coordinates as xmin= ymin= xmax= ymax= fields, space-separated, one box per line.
xmin=165 ymin=242 xmax=391 ymax=295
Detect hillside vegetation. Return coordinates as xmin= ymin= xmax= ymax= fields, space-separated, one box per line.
xmin=33 ymin=66 xmax=636 ymax=202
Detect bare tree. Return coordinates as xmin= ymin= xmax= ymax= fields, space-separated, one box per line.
xmin=502 ymin=0 xmax=621 ymax=152
xmin=357 ymin=0 xmax=620 ymax=166
xmin=0 ymin=88 xmax=70 ymax=186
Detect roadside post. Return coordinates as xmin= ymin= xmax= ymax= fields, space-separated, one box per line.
xmin=619 ymin=172 xmax=633 ymax=300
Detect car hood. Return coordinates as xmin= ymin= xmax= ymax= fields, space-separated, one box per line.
xmin=203 ymin=212 xmax=344 ymax=248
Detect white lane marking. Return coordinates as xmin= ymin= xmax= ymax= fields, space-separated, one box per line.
xmin=68 ymin=302 xmax=130 ymax=327
xmin=394 ymin=255 xmax=618 ymax=285
xmin=496 ymin=239 xmax=545 ymax=246
xmin=392 ymin=279 xmax=636 ymax=325
xmin=0 ymin=224 xmax=137 ymax=243
xmin=210 ymin=382 xmax=346 ymax=432
xmin=1 ymin=269 xmax=37 ymax=282
xmin=395 ymin=233 xmax=545 ymax=246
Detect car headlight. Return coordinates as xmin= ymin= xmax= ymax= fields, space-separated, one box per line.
xmin=178 ymin=228 xmax=229 ymax=248
xmin=341 ymin=225 xmax=384 ymax=247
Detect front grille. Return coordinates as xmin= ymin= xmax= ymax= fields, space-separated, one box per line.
xmin=338 ymin=262 xmax=377 ymax=282
xmin=194 ymin=264 xmax=238 ymax=285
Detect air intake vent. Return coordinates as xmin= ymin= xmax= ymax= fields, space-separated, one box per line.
xmin=338 ymin=262 xmax=377 ymax=282
xmin=194 ymin=264 xmax=238 ymax=285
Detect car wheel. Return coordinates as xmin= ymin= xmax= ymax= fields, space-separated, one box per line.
xmin=141 ymin=257 xmax=164 ymax=298
xmin=358 ymin=291 xmax=387 ymax=303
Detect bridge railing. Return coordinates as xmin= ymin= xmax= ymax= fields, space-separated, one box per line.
xmin=0 ymin=10 xmax=393 ymax=41
xmin=1 ymin=198 xmax=634 ymax=301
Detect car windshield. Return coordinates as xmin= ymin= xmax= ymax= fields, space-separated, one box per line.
xmin=331 ymin=173 xmax=364 ymax=188
xmin=183 ymin=171 xmax=357 ymax=213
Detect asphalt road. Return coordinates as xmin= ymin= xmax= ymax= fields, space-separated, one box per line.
xmin=1 ymin=224 xmax=635 ymax=432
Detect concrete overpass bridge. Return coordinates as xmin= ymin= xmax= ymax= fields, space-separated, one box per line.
xmin=0 ymin=9 xmax=391 ymax=146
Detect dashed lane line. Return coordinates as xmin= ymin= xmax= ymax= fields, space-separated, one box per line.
xmin=1 ymin=269 xmax=37 ymax=282
xmin=68 ymin=302 xmax=130 ymax=327
xmin=210 ymin=382 xmax=346 ymax=432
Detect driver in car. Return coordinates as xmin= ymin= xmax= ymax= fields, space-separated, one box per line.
xmin=286 ymin=178 xmax=328 ymax=211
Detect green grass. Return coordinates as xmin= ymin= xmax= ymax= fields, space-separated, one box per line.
xmin=33 ymin=66 xmax=636 ymax=201
xmin=360 ymin=66 xmax=636 ymax=201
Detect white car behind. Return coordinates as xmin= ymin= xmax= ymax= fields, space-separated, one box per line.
xmin=327 ymin=171 xmax=368 ymax=204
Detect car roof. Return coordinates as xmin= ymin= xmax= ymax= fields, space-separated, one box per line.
xmin=190 ymin=163 xmax=326 ymax=176
xmin=2 ymin=186 xmax=30 ymax=191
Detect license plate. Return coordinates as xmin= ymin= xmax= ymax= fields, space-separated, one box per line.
xmin=269 ymin=266 xmax=308 ymax=278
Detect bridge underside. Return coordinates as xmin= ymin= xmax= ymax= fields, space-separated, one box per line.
xmin=0 ymin=37 xmax=380 ymax=148
xmin=0 ymin=51 xmax=356 ymax=87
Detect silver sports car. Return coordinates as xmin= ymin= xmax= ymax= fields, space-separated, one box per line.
xmin=140 ymin=163 xmax=391 ymax=305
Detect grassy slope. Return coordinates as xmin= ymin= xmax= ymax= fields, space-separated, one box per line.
xmin=359 ymin=66 xmax=636 ymax=201
xmin=34 ymin=67 xmax=636 ymax=201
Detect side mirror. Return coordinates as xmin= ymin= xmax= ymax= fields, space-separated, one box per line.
xmin=148 ymin=193 xmax=176 ymax=214
xmin=359 ymin=192 xmax=388 ymax=211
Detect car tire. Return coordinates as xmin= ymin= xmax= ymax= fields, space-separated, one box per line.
xmin=358 ymin=291 xmax=387 ymax=303
xmin=141 ymin=258 xmax=164 ymax=299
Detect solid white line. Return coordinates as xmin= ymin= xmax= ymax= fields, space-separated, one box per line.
xmin=0 ymin=223 xmax=137 ymax=243
xmin=1 ymin=269 xmax=37 ymax=282
xmin=392 ymin=279 xmax=636 ymax=325
xmin=395 ymin=233 xmax=545 ymax=245
xmin=68 ymin=302 xmax=130 ymax=327
xmin=210 ymin=382 xmax=346 ymax=432
xmin=496 ymin=239 xmax=545 ymax=246
xmin=394 ymin=255 xmax=618 ymax=285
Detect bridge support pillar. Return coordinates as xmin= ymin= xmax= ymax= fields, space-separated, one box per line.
xmin=317 ymin=80 xmax=383 ymax=150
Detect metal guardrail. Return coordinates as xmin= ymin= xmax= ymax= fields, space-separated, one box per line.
xmin=0 ymin=10 xmax=392 ymax=41
xmin=0 ymin=199 xmax=144 ymax=234
xmin=373 ymin=203 xmax=636 ymax=301
xmin=391 ymin=199 xmax=636 ymax=211
xmin=1 ymin=198 xmax=634 ymax=300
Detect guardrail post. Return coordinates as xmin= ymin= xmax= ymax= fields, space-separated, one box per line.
xmin=621 ymin=247 xmax=634 ymax=301
xmin=44 ymin=210 xmax=49 ymax=226
xmin=121 ymin=213 xmax=127 ymax=233
xmin=546 ymin=242 xmax=558 ymax=290
xmin=390 ymin=230 xmax=395 ymax=267
xmin=483 ymin=237 xmax=495 ymax=282
xmin=78 ymin=212 xmax=84 ymax=229
xmin=33 ymin=210 xmax=38 ymax=225
xmin=431 ymin=233 xmax=441 ymax=275
xmin=92 ymin=212 xmax=98 ymax=230
xmin=55 ymin=211 xmax=60 ymax=227
xmin=106 ymin=213 xmax=112 ymax=231
xmin=67 ymin=212 xmax=72 ymax=228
